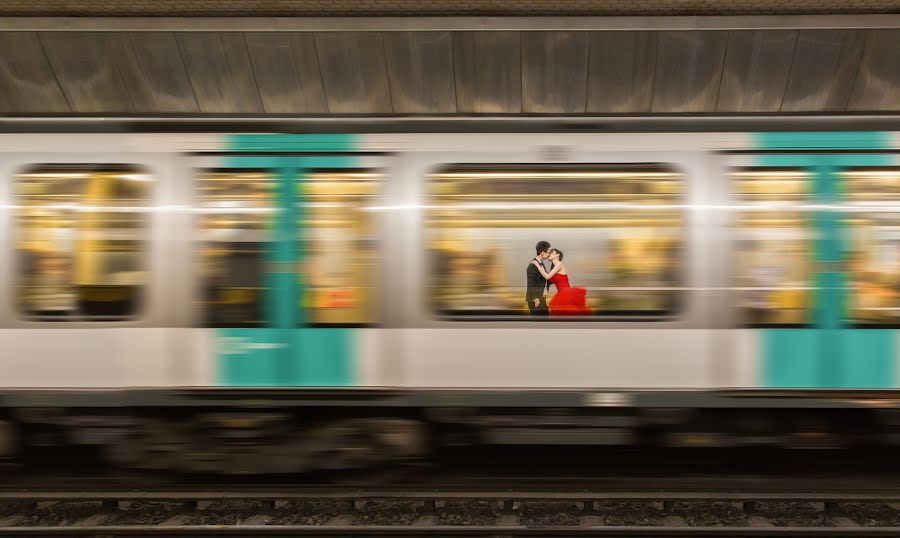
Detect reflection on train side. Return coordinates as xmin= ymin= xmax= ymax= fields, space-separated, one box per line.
xmin=15 ymin=165 xmax=150 ymax=321
xmin=427 ymin=165 xmax=684 ymax=318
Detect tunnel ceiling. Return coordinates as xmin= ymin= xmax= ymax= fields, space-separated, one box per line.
xmin=0 ymin=0 xmax=899 ymax=17
xmin=0 ymin=27 xmax=898 ymax=116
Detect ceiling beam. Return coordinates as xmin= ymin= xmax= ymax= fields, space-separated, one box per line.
xmin=2 ymin=14 xmax=900 ymax=32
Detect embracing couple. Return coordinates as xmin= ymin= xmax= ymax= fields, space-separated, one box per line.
xmin=525 ymin=240 xmax=591 ymax=317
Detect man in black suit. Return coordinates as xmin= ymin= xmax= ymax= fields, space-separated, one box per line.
xmin=526 ymin=240 xmax=551 ymax=316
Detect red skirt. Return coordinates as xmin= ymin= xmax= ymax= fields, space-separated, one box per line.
xmin=549 ymin=287 xmax=591 ymax=316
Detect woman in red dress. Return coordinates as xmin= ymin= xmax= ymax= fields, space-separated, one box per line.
xmin=530 ymin=248 xmax=591 ymax=316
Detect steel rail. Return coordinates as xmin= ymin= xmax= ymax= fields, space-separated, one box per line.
xmin=2 ymin=525 xmax=900 ymax=536
xmin=2 ymin=490 xmax=900 ymax=502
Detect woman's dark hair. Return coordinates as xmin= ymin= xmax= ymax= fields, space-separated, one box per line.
xmin=550 ymin=248 xmax=564 ymax=261
xmin=535 ymin=240 xmax=551 ymax=255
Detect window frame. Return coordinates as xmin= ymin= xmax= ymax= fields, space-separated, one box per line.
xmin=193 ymin=167 xmax=276 ymax=329
xmin=842 ymin=166 xmax=900 ymax=329
xmin=192 ymin=166 xmax=384 ymax=329
xmin=730 ymin=166 xmax=815 ymax=329
xmin=425 ymin=162 xmax=688 ymax=322
xmin=302 ymin=167 xmax=383 ymax=328
xmin=12 ymin=163 xmax=153 ymax=323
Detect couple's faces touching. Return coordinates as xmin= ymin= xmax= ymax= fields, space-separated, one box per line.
xmin=538 ymin=249 xmax=560 ymax=262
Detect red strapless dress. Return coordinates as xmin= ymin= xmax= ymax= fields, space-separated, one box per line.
xmin=548 ymin=274 xmax=591 ymax=316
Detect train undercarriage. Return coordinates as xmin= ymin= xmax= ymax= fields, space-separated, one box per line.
xmin=2 ymin=392 xmax=899 ymax=475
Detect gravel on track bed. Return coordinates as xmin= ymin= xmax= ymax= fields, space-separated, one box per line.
xmin=352 ymin=500 xmax=422 ymax=525
xmin=178 ymin=500 xmax=268 ymax=526
xmin=675 ymin=501 xmax=748 ymax=527
xmin=274 ymin=499 xmax=344 ymax=525
xmin=103 ymin=501 xmax=183 ymax=525
xmin=12 ymin=501 xmax=107 ymax=526
xmin=836 ymin=503 xmax=900 ymax=527
xmin=519 ymin=501 xmax=581 ymax=526
xmin=594 ymin=501 xmax=662 ymax=526
xmin=2 ymin=496 xmax=899 ymax=528
xmin=438 ymin=500 xmax=501 ymax=526
xmin=0 ymin=501 xmax=35 ymax=518
xmin=755 ymin=502 xmax=829 ymax=527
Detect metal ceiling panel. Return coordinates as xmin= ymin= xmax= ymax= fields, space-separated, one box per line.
xmin=522 ymin=32 xmax=588 ymax=113
xmin=452 ymin=31 xmax=521 ymax=113
xmin=108 ymin=32 xmax=198 ymax=113
xmin=176 ymin=32 xmax=264 ymax=113
xmin=0 ymin=32 xmax=68 ymax=113
xmin=781 ymin=30 xmax=866 ymax=111
xmin=847 ymin=29 xmax=900 ymax=111
xmin=652 ymin=31 xmax=727 ymax=112
xmin=586 ymin=32 xmax=656 ymax=113
xmin=39 ymin=32 xmax=133 ymax=113
xmin=716 ymin=30 xmax=797 ymax=112
xmin=383 ymin=31 xmax=456 ymax=113
xmin=314 ymin=32 xmax=392 ymax=113
xmin=1 ymin=24 xmax=897 ymax=118
xmin=244 ymin=32 xmax=327 ymax=114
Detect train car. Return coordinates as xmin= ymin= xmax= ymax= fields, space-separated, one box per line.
xmin=0 ymin=128 xmax=898 ymax=473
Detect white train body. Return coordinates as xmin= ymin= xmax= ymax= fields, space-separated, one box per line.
xmin=0 ymin=130 xmax=898 ymax=393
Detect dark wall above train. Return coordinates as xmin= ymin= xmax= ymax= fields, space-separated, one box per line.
xmin=0 ymin=17 xmax=897 ymax=116
xmin=0 ymin=0 xmax=898 ymax=16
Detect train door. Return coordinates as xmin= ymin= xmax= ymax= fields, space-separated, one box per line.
xmin=735 ymin=132 xmax=898 ymax=388
xmin=193 ymin=134 xmax=384 ymax=387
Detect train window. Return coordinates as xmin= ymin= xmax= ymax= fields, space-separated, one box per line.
xmin=197 ymin=170 xmax=274 ymax=328
xmin=427 ymin=165 xmax=684 ymax=319
xmin=301 ymin=171 xmax=380 ymax=325
xmin=15 ymin=164 xmax=150 ymax=321
xmin=733 ymin=169 xmax=813 ymax=327
xmin=844 ymin=168 xmax=900 ymax=326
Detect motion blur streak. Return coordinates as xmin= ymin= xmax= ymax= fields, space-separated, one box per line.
xmin=0 ymin=130 xmax=897 ymax=475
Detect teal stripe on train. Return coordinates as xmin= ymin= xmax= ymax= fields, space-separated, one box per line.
xmin=228 ymin=134 xmax=357 ymax=153
xmin=215 ymin=134 xmax=359 ymax=387
xmin=215 ymin=328 xmax=284 ymax=386
xmin=754 ymin=132 xmax=895 ymax=388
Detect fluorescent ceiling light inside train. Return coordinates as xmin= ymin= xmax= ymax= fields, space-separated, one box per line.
xmin=365 ymin=203 xmax=900 ymax=212
xmin=434 ymin=171 xmax=680 ymax=179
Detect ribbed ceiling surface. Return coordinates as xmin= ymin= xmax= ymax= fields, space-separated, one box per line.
xmin=0 ymin=29 xmax=897 ymax=115
xmin=0 ymin=0 xmax=898 ymax=16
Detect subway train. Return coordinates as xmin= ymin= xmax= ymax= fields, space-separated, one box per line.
xmin=0 ymin=128 xmax=898 ymax=473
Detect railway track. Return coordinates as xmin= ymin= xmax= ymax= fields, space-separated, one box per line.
xmin=1 ymin=490 xmax=899 ymax=536
xmin=3 ymin=526 xmax=900 ymax=535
